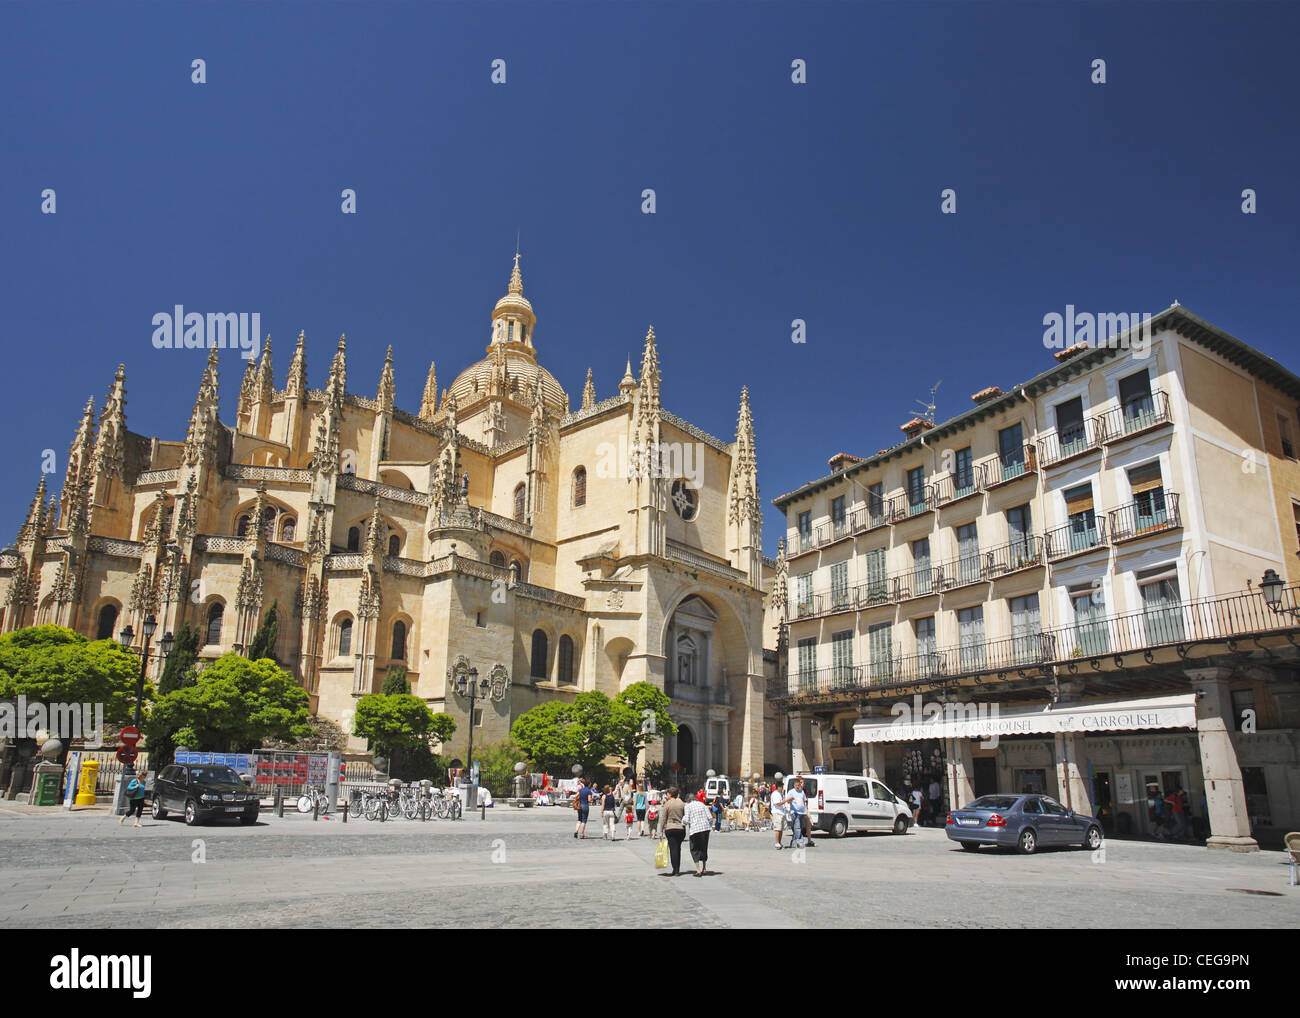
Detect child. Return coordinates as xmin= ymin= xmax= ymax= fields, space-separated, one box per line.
xmin=624 ymin=806 xmax=635 ymax=839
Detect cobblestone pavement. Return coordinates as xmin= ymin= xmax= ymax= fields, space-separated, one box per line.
xmin=1 ymin=805 xmax=1296 ymax=928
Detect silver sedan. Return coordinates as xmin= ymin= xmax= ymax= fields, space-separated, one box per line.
xmin=946 ymin=794 xmax=1104 ymax=854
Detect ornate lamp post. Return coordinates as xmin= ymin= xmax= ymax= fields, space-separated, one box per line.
xmin=455 ymin=666 xmax=490 ymax=779
xmin=114 ymin=614 xmax=173 ymax=814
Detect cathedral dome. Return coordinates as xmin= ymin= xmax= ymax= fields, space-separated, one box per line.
xmin=444 ymin=255 xmax=568 ymax=416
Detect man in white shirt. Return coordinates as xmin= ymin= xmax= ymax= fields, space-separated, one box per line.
xmin=927 ymin=777 xmax=943 ymax=827
xmin=787 ymin=777 xmax=809 ymax=848
xmin=770 ymin=781 xmax=788 ymax=850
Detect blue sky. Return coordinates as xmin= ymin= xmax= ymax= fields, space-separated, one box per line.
xmin=2 ymin=0 xmax=1297 ymax=554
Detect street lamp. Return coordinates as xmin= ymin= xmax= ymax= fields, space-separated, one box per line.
xmin=455 ymin=667 xmax=490 ymax=778
xmin=1260 ymin=569 xmax=1299 ymax=617
xmin=114 ymin=613 xmax=172 ymax=815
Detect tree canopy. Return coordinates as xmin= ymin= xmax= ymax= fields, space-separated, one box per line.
xmin=144 ymin=652 xmax=310 ymax=752
xmin=0 ymin=625 xmax=145 ymax=728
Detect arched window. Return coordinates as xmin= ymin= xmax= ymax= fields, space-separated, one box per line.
xmin=489 ymin=550 xmax=506 ymax=568
xmin=530 ymin=629 xmax=548 ymax=679
xmin=513 ymin=484 xmax=526 ymax=522
xmin=391 ymin=620 xmax=407 ymax=660
xmin=388 ymin=534 xmax=401 ymax=557
xmin=96 ymin=604 xmax=119 ymax=642
xmin=280 ymin=517 xmax=295 ymax=542
xmin=236 ymin=514 xmax=250 ymax=538
xmin=511 ymin=559 xmax=527 ymax=583
xmin=347 ymin=527 xmax=360 ymax=552
xmin=558 ymin=635 xmax=575 ymax=685
xmin=573 ymin=467 xmax=586 ymax=508
xmin=338 ymin=618 xmax=353 ymax=656
xmin=261 ymin=508 xmax=276 ymax=541
xmin=205 ymin=602 xmax=224 ymax=646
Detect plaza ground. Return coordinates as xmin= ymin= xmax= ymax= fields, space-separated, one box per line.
xmin=0 ymin=803 xmax=1295 ymax=929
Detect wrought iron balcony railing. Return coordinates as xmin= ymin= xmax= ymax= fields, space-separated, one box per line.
xmin=891 ymin=484 xmax=937 ymax=523
xmin=1094 ymin=390 xmax=1172 ymax=444
xmin=980 ymin=444 xmax=1038 ymax=489
xmin=1044 ymin=516 xmax=1109 ymax=561
xmin=980 ymin=535 xmax=1045 ymax=577
xmin=933 ymin=464 xmax=986 ymax=508
xmin=1038 ymin=420 xmax=1103 ymax=468
xmin=778 ymin=581 xmax=1300 ymax=699
xmin=1109 ymin=492 xmax=1181 ymax=543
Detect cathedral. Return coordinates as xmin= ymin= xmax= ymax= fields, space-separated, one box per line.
xmin=1 ymin=259 xmax=772 ymax=782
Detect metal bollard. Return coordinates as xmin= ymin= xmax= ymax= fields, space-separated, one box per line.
xmin=275 ymin=788 xmax=284 ymax=818
xmin=481 ymin=801 xmax=486 ymax=821
xmin=313 ymin=797 xmax=319 ymax=821
xmin=341 ymin=802 xmax=348 ymax=823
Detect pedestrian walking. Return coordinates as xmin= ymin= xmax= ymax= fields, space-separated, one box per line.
xmin=786 ymin=776 xmax=810 ymax=848
xmin=927 ymin=776 xmax=943 ymax=828
xmin=573 ymin=779 xmax=594 ymax=839
xmin=684 ymin=790 xmax=714 ymax=876
xmin=601 ymin=785 xmax=618 ymax=840
xmin=711 ymin=791 xmax=726 ymax=832
xmin=909 ymin=786 xmax=923 ymax=827
xmin=1165 ymin=787 xmax=1189 ymax=842
xmin=656 ymin=787 xmax=687 ymax=875
xmin=634 ymin=783 xmax=649 ymax=837
xmin=770 ymin=780 xmax=789 ymax=849
xmin=119 ymin=768 xmax=148 ymax=828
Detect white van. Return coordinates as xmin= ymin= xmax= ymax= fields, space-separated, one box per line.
xmin=703 ymin=775 xmax=732 ymax=802
xmin=784 ymin=772 xmax=913 ymax=837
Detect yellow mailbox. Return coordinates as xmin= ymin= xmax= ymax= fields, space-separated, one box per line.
xmin=75 ymin=759 xmax=99 ymax=806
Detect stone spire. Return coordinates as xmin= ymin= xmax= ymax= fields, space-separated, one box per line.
xmin=377 ymin=346 xmax=395 ymax=413
xmin=311 ymin=337 xmax=347 ymax=474
xmin=728 ymin=386 xmax=761 ymax=527
xmin=618 ymin=357 xmax=637 ymax=396
xmin=419 ymin=361 xmax=438 ymax=420
xmin=92 ymin=364 xmax=128 ymax=481
xmin=581 ymin=368 xmax=596 ymax=410
xmin=45 ymin=493 xmax=58 ymax=536
xmin=363 ymin=496 xmax=385 ymax=558
xmin=255 ymin=335 xmax=274 ymax=403
xmin=286 ymin=331 xmax=307 ymax=398
xmin=238 ymin=357 xmax=258 ymax=419
xmin=182 ymin=349 xmax=221 ymax=468
xmin=489 ymin=252 xmax=537 ymax=355
xmin=60 ymin=396 xmax=96 ymax=528
xmin=326 ymin=335 xmax=347 ymax=408
xmin=508 ymin=251 xmax=523 ymax=295
xmin=633 ymin=327 xmax=661 ymax=445
xmin=17 ymin=476 xmax=48 ymax=545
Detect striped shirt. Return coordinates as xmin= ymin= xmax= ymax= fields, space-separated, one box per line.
xmin=684 ymin=800 xmax=713 ymax=836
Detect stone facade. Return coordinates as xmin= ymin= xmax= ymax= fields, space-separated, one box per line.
xmin=0 ymin=258 xmax=770 ymax=781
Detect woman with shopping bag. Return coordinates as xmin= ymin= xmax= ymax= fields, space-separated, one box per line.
xmin=655 ymin=787 xmax=686 ymax=875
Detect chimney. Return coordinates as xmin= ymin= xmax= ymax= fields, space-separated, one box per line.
xmin=900 ymin=416 xmax=928 ymax=439
xmin=828 ymin=452 xmax=864 ymax=473
xmin=970 ymin=385 xmax=1004 ymax=405
xmin=1053 ymin=341 xmax=1090 ymax=364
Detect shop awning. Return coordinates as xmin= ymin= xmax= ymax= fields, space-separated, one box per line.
xmin=853 ymin=692 xmax=1198 ymax=744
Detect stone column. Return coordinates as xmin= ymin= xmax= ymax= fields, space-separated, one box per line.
xmin=945 ymin=738 xmax=974 ymax=813
xmin=1053 ymin=731 xmax=1094 ymax=814
xmin=789 ymin=711 xmax=813 ymax=772
xmin=815 ymin=718 xmax=832 ymax=770
xmin=860 ymin=741 xmax=884 ymax=780
xmin=1189 ymin=667 xmax=1258 ymax=852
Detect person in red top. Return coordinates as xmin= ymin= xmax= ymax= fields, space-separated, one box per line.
xmin=1164 ymin=787 xmax=1188 ymax=841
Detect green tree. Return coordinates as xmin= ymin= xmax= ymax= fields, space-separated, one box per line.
xmin=144 ymin=652 xmax=310 ymax=752
xmin=247 ymin=602 xmax=280 ymax=663
xmin=157 ymin=620 xmax=200 ymax=696
xmin=510 ymin=692 xmax=621 ymax=777
xmin=353 ymin=693 xmax=455 ymax=778
xmin=611 ymin=681 xmax=677 ymax=771
xmin=473 ymin=738 xmax=528 ymax=797
xmin=380 ymin=665 xmax=408 ymax=696
xmin=0 ymin=625 xmax=145 ymax=728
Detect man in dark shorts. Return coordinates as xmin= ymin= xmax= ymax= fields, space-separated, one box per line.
xmin=573 ymin=779 xmax=593 ymax=839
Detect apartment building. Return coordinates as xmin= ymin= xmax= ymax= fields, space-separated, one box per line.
xmin=771 ymin=305 xmax=1300 ymax=851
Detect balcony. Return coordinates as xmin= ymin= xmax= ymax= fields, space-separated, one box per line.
xmin=933 ymin=465 xmax=986 ymax=508
xmin=778 ymin=581 xmax=1300 ymax=699
xmin=1094 ymin=390 xmax=1172 ymax=444
xmin=890 ymin=565 xmax=941 ymax=601
xmin=1044 ymin=517 xmax=1109 ymax=561
xmin=850 ymin=499 xmax=893 ymax=535
xmin=891 ymin=485 xmax=937 ymax=523
xmin=981 ymin=445 xmax=1038 ymax=490
xmin=931 ymin=552 xmax=986 ymax=591
xmin=1038 ymin=421 xmax=1103 ymax=469
xmin=980 ymin=535 xmax=1045 ymax=577
xmin=1109 ymin=491 xmax=1181 ymax=543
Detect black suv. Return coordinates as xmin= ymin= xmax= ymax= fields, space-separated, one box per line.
xmin=152 ymin=764 xmax=260 ymax=825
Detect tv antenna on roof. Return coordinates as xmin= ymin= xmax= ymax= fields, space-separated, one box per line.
xmin=912 ymin=380 xmax=941 ymax=426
